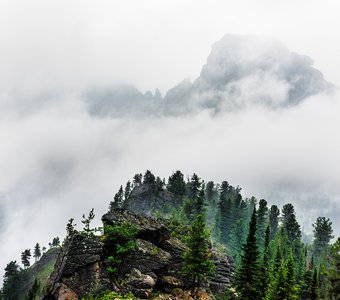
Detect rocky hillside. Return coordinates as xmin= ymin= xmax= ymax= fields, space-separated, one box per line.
xmin=43 ymin=209 xmax=235 ymax=299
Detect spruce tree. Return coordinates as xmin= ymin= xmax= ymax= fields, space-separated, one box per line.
xmin=266 ymin=253 xmax=299 ymax=300
xmin=235 ymin=206 xmax=260 ymax=299
xmin=259 ymin=225 xmax=271 ymax=299
xmin=328 ymin=237 xmax=340 ymax=299
xmin=66 ymin=218 xmax=77 ymax=237
xmin=81 ymin=208 xmax=95 ymax=237
xmin=182 ymin=215 xmax=215 ymax=290
xmin=309 ymin=268 xmax=319 ymax=300
xmin=133 ymin=173 xmax=142 ymax=186
xmin=21 ymin=249 xmax=31 ymax=268
xmin=33 ymin=243 xmax=41 ymax=262
xmin=282 ymin=203 xmax=301 ymax=244
xmin=257 ymin=199 xmax=269 ymax=246
xmin=312 ymin=217 xmax=334 ymax=256
xmin=143 ymin=170 xmax=156 ymax=184
xmin=167 ymin=170 xmax=186 ymax=198
xmin=110 ymin=185 xmax=124 ymax=211
xmin=2 ymin=261 xmax=21 ymax=300
xmin=269 ymin=205 xmax=280 ymax=240
xmin=124 ymin=181 xmax=132 ymax=201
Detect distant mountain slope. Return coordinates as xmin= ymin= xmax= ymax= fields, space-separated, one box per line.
xmin=85 ymin=34 xmax=334 ymax=117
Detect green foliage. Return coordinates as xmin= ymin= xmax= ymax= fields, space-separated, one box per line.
xmin=167 ymin=170 xmax=186 ymax=198
xmin=81 ymin=208 xmax=96 ymax=237
xmin=143 ymin=170 xmax=156 ymax=184
xmin=235 ymin=207 xmax=261 ymax=300
xmin=103 ymin=222 xmax=138 ymax=274
xmin=257 ymin=199 xmax=269 ymax=248
xmin=313 ymin=217 xmax=334 ymax=257
xmin=269 ymin=205 xmax=280 ymax=240
xmin=266 ymin=253 xmax=299 ymax=300
xmin=33 ymin=243 xmax=41 ymax=262
xmin=21 ymin=249 xmax=31 ymax=268
xmin=328 ymin=237 xmax=340 ymax=299
xmin=24 ymin=279 xmax=40 ymax=300
xmin=82 ymin=291 xmax=135 ymax=300
xmin=2 ymin=261 xmax=22 ymax=300
xmin=66 ymin=218 xmax=77 ymax=237
xmin=182 ymin=215 xmax=215 ymax=289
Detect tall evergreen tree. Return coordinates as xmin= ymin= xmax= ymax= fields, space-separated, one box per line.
xmin=189 ymin=173 xmax=203 ymax=200
xmin=235 ymin=206 xmax=260 ymax=299
xmin=133 ymin=173 xmax=142 ymax=186
xmin=259 ymin=225 xmax=271 ymax=299
xmin=33 ymin=243 xmax=41 ymax=262
xmin=328 ymin=237 xmax=340 ymax=299
xmin=21 ymin=249 xmax=31 ymax=268
xmin=309 ymin=268 xmax=319 ymax=300
xmin=269 ymin=205 xmax=280 ymax=240
xmin=257 ymin=199 xmax=269 ymax=246
xmin=312 ymin=217 xmax=334 ymax=256
xmin=2 ymin=261 xmax=21 ymax=300
xmin=182 ymin=215 xmax=215 ymax=290
xmin=124 ymin=180 xmax=132 ymax=201
xmin=110 ymin=185 xmax=124 ymax=211
xmin=266 ymin=253 xmax=299 ymax=300
xmin=66 ymin=218 xmax=77 ymax=237
xmin=167 ymin=170 xmax=186 ymax=198
xmin=282 ymin=203 xmax=301 ymax=244
xmin=205 ymin=181 xmax=217 ymax=204
xmin=143 ymin=170 xmax=156 ymax=184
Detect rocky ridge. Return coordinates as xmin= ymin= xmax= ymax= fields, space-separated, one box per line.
xmin=43 ymin=209 xmax=235 ymax=299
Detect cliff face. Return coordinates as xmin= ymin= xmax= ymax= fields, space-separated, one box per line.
xmin=124 ymin=184 xmax=182 ymax=216
xmin=43 ymin=209 xmax=235 ymax=299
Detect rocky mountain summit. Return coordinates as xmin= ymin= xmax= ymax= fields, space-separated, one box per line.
xmin=43 ymin=209 xmax=235 ymax=299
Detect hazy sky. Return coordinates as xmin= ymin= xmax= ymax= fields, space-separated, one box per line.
xmin=0 ymin=0 xmax=340 ymax=277
xmin=0 ymin=0 xmax=340 ymax=92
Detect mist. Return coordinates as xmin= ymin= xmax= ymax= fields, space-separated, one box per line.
xmin=1 ymin=0 xmax=340 ymax=280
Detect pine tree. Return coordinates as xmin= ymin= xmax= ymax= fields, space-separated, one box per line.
xmin=52 ymin=237 xmax=60 ymax=247
xmin=266 ymin=253 xmax=299 ymax=300
xmin=110 ymin=185 xmax=124 ymax=211
xmin=81 ymin=208 xmax=95 ymax=237
xmin=143 ymin=170 xmax=156 ymax=184
xmin=269 ymin=205 xmax=280 ymax=240
xmin=217 ymin=195 xmax=232 ymax=245
xmin=259 ymin=225 xmax=271 ymax=299
xmin=182 ymin=215 xmax=215 ymax=290
xmin=328 ymin=237 xmax=340 ymax=299
xmin=133 ymin=173 xmax=142 ymax=186
xmin=167 ymin=170 xmax=186 ymax=198
xmin=124 ymin=180 xmax=132 ymax=201
xmin=189 ymin=173 xmax=203 ymax=200
xmin=2 ymin=261 xmax=21 ymax=300
xmin=282 ymin=204 xmax=301 ymax=244
xmin=21 ymin=249 xmax=31 ymax=268
xmin=257 ymin=199 xmax=269 ymax=246
xmin=33 ymin=243 xmax=41 ymax=262
xmin=66 ymin=218 xmax=77 ymax=237
xmin=313 ymin=217 xmax=334 ymax=256
xmin=309 ymin=268 xmax=319 ymax=300
xmin=235 ymin=206 xmax=260 ymax=299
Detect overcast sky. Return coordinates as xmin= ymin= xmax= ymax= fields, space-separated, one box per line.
xmin=0 ymin=0 xmax=340 ymax=276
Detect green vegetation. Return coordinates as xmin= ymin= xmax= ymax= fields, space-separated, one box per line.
xmin=182 ymin=214 xmax=215 ymax=289
xmin=82 ymin=291 xmax=135 ymax=300
xmin=2 ymin=169 xmax=339 ymax=299
xmin=103 ymin=222 xmax=138 ymax=274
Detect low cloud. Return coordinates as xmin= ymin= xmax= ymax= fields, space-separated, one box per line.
xmin=0 ymin=35 xmax=339 ymax=276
